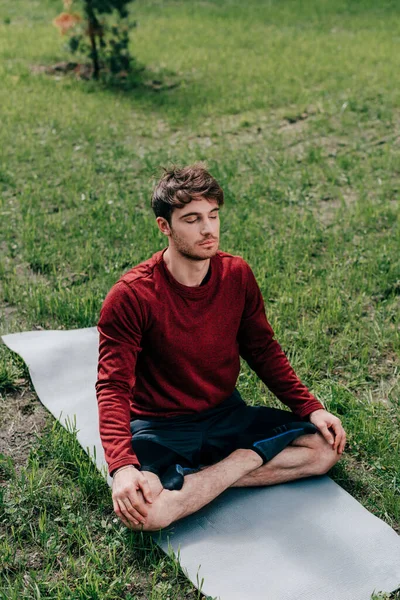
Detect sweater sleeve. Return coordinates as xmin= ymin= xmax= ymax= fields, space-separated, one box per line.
xmin=96 ymin=281 xmax=144 ymax=476
xmin=237 ymin=263 xmax=325 ymax=418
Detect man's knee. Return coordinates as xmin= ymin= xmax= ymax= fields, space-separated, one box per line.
xmin=309 ymin=433 xmax=342 ymax=475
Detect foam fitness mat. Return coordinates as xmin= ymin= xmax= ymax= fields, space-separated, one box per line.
xmin=2 ymin=328 xmax=400 ymax=600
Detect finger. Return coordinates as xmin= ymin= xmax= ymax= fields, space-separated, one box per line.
xmin=113 ymin=498 xmax=139 ymax=527
xmin=318 ymin=424 xmax=335 ymax=446
xmin=114 ymin=485 xmax=149 ymax=521
xmin=118 ymin=498 xmax=147 ymax=525
xmin=330 ymin=422 xmax=342 ymax=450
xmin=139 ymin=478 xmax=153 ymax=504
xmin=123 ymin=498 xmax=148 ymax=524
xmin=120 ymin=512 xmax=136 ymax=528
xmin=112 ymin=480 xmax=150 ymax=521
xmin=330 ymin=421 xmax=345 ymax=451
xmin=338 ymin=432 xmax=347 ymax=454
xmin=128 ymin=490 xmax=150 ymax=520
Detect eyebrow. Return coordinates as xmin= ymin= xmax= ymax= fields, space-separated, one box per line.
xmin=179 ymin=207 xmax=220 ymax=220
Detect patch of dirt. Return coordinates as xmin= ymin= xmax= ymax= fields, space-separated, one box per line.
xmin=14 ymin=261 xmax=51 ymax=287
xmin=30 ymin=62 xmax=180 ymax=91
xmin=1 ymin=302 xmax=18 ymax=319
xmin=368 ymin=376 xmax=400 ymax=409
xmin=0 ymin=263 xmax=50 ymax=331
xmin=282 ymin=132 xmax=352 ymax=164
xmin=315 ymin=135 xmax=350 ymax=156
xmin=1 ymin=277 xmax=50 ymax=476
xmin=314 ymin=186 xmax=359 ymax=227
xmin=330 ymin=345 xmax=400 ymax=408
xmin=202 ymin=107 xmax=276 ymax=133
xmin=0 ymin=386 xmax=48 ymax=473
xmin=1 ymin=242 xmax=50 ymax=297
xmin=365 ymin=349 xmax=400 ymax=408
xmin=278 ymin=115 xmax=310 ymax=134
xmin=14 ymin=547 xmax=45 ymax=571
xmin=31 ymin=61 xmax=96 ymax=81
xmin=275 ymin=116 xmax=311 ymax=162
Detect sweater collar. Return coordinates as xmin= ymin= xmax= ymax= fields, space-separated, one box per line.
xmin=157 ymin=247 xmax=218 ymax=299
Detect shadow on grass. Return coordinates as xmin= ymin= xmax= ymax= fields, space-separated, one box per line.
xmin=32 ymin=58 xmax=189 ymax=107
xmin=30 ymin=57 xmax=217 ymax=124
xmin=83 ymin=66 xmax=208 ymax=124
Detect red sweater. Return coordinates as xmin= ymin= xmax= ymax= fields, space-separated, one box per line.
xmin=96 ymin=248 xmax=324 ymax=475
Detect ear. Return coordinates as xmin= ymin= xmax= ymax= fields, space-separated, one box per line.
xmin=156 ymin=217 xmax=171 ymax=237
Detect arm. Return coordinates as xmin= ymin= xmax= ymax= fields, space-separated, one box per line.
xmin=96 ymin=281 xmax=153 ymax=526
xmin=96 ymin=280 xmax=143 ymax=475
xmin=237 ymin=263 xmax=324 ymax=418
xmin=237 ymin=264 xmax=346 ymax=452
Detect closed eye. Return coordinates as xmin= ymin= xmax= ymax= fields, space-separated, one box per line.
xmin=185 ymin=215 xmax=219 ymax=223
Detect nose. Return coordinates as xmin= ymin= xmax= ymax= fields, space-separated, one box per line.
xmin=200 ymin=217 xmax=214 ymax=235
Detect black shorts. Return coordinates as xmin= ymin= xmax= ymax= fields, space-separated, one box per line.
xmin=130 ymin=389 xmax=306 ymax=475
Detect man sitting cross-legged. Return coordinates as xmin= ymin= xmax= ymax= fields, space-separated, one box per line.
xmin=96 ymin=164 xmax=346 ymax=532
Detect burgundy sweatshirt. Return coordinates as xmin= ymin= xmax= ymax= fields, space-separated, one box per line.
xmin=96 ymin=248 xmax=324 ymax=475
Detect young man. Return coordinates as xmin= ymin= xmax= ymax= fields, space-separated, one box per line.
xmin=96 ymin=164 xmax=346 ymax=532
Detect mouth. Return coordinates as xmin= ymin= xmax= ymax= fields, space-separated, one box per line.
xmin=199 ymin=239 xmax=216 ymax=246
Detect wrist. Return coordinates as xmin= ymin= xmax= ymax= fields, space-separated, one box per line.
xmin=112 ymin=464 xmax=137 ymax=477
xmin=311 ymin=408 xmax=326 ymax=415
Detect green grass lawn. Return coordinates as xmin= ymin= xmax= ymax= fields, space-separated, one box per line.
xmin=0 ymin=0 xmax=399 ymax=597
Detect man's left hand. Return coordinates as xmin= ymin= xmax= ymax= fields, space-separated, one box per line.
xmin=308 ymin=409 xmax=346 ymax=454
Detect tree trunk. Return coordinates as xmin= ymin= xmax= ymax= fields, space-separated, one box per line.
xmin=85 ymin=0 xmax=100 ymax=80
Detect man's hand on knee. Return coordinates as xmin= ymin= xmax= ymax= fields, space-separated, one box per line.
xmin=112 ymin=466 xmax=153 ymax=528
xmin=308 ymin=409 xmax=346 ymax=454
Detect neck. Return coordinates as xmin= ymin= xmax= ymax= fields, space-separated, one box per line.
xmin=163 ymin=247 xmax=210 ymax=287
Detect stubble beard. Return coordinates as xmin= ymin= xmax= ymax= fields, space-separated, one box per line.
xmin=170 ymin=230 xmax=219 ymax=262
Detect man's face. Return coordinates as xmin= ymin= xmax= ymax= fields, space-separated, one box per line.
xmin=158 ymin=197 xmax=220 ymax=261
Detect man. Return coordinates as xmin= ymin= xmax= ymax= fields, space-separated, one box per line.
xmin=96 ymin=164 xmax=346 ymax=532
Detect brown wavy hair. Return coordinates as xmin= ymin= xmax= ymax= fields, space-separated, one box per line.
xmin=151 ymin=163 xmax=224 ymax=225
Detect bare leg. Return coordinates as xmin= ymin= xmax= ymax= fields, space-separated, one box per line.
xmin=134 ymin=448 xmax=263 ymax=531
xmin=132 ymin=432 xmax=341 ymax=531
xmin=231 ymin=432 xmax=341 ymax=487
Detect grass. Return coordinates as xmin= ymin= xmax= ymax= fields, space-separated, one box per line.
xmin=0 ymin=0 xmax=399 ymax=597
xmin=1 ymin=420 xmax=201 ymax=599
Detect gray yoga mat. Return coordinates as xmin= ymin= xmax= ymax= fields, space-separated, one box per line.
xmin=2 ymin=327 xmax=400 ymax=600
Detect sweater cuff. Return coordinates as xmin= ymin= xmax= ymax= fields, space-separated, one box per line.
xmin=295 ymin=400 xmax=326 ymax=420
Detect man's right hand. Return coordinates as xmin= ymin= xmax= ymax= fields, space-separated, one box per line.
xmin=112 ymin=466 xmax=153 ymax=528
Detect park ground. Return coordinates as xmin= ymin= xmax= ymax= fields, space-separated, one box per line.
xmin=0 ymin=0 xmax=399 ymax=598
